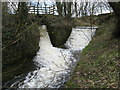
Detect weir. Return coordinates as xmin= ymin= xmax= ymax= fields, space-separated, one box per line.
xmin=10 ymin=25 xmax=98 ymax=88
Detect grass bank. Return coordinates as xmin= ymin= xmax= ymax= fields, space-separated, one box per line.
xmin=64 ymin=15 xmax=119 ymax=88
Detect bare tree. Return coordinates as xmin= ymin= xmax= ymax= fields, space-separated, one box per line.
xmin=84 ymin=2 xmax=89 ymax=17
xmin=56 ymin=2 xmax=63 ymax=16
xmin=37 ymin=0 xmax=40 ymax=15
xmin=63 ymin=2 xmax=67 ymax=16
xmin=75 ymin=1 xmax=78 ymax=17
xmin=67 ymin=2 xmax=72 ymax=18
xmin=44 ymin=2 xmax=47 ymax=14
xmin=16 ymin=2 xmax=29 ymax=35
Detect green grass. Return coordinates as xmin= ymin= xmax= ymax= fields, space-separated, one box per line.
xmin=64 ymin=17 xmax=119 ymax=88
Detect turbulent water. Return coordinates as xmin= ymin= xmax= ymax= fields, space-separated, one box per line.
xmin=10 ymin=25 xmax=97 ymax=88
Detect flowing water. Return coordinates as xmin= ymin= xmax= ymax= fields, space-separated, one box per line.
xmin=9 ymin=25 xmax=97 ymax=88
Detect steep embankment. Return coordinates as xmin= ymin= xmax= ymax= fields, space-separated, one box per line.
xmin=2 ymin=14 xmax=77 ymax=86
xmin=65 ymin=15 xmax=119 ymax=88
xmin=2 ymin=14 xmax=40 ymax=84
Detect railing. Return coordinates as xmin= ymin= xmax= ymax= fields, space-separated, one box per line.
xmin=29 ymin=5 xmax=56 ymax=15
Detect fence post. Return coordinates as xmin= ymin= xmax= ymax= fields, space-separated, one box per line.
xmin=44 ymin=3 xmax=47 ymax=14
xmin=53 ymin=5 xmax=55 ymax=15
xmin=34 ymin=6 xmax=35 ymax=14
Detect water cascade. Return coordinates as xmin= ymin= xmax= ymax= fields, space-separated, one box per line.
xmin=11 ymin=25 xmax=97 ymax=88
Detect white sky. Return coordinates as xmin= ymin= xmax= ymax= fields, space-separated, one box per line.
xmin=6 ymin=0 xmax=112 ymax=16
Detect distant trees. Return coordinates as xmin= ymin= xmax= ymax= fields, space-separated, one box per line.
xmin=55 ymin=1 xmax=111 ymax=18
xmin=3 ymin=0 xmax=113 ymax=17
xmin=3 ymin=1 xmax=111 ymax=18
xmin=56 ymin=2 xmax=73 ymax=18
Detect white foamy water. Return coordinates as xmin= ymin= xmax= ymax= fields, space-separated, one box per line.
xmin=11 ymin=25 xmax=97 ymax=88
xmin=65 ymin=26 xmax=97 ymax=50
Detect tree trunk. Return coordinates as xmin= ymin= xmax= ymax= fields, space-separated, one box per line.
xmin=56 ymin=2 xmax=63 ymax=16
xmin=67 ymin=2 xmax=72 ymax=18
xmin=84 ymin=2 xmax=88 ymax=17
xmin=75 ymin=2 xmax=78 ymax=17
xmin=37 ymin=2 xmax=39 ymax=15
xmin=17 ymin=2 xmax=28 ymax=23
xmin=109 ymin=2 xmax=120 ymax=38
xmin=63 ymin=2 xmax=67 ymax=16
xmin=16 ymin=2 xmax=28 ymax=35
xmin=44 ymin=2 xmax=47 ymax=14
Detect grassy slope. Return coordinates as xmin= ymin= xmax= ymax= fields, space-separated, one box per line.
xmin=65 ymin=17 xmax=119 ymax=88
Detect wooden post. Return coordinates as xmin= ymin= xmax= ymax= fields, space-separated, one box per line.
xmin=34 ymin=6 xmax=35 ymax=14
xmin=44 ymin=2 xmax=47 ymax=15
xmin=49 ymin=7 xmax=50 ymax=14
xmin=42 ymin=7 xmax=44 ymax=14
xmin=37 ymin=2 xmax=39 ymax=15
